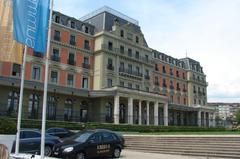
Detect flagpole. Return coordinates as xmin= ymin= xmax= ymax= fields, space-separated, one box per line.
xmin=15 ymin=45 xmax=27 ymax=155
xmin=40 ymin=0 xmax=54 ymax=158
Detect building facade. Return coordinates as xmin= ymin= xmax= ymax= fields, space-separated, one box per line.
xmin=0 ymin=6 xmax=215 ymax=127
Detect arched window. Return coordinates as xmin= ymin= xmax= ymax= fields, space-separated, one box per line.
xmin=28 ymin=94 xmax=40 ymax=119
xmin=105 ymin=102 xmax=113 ymax=123
xmin=7 ymin=91 xmax=19 ymax=116
xmin=47 ymin=96 xmax=57 ymax=120
xmin=64 ymin=99 xmax=73 ymax=121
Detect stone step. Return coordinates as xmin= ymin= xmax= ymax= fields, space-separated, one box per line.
xmin=126 ymin=148 xmax=240 ymax=159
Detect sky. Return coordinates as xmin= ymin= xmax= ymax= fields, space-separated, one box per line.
xmin=54 ymin=0 xmax=240 ymax=103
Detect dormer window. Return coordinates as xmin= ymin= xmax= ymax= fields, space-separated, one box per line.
xmin=55 ymin=15 xmax=60 ymax=23
xmin=136 ymin=36 xmax=139 ymax=43
xmin=120 ymin=30 xmax=124 ymax=37
xmin=71 ymin=21 xmax=75 ymax=29
xmin=85 ymin=26 xmax=89 ymax=33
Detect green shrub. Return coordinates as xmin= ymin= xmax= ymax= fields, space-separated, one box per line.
xmin=0 ymin=117 xmax=17 ymax=134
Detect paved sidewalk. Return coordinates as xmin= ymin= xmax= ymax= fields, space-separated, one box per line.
xmin=121 ymin=150 xmax=221 ymax=159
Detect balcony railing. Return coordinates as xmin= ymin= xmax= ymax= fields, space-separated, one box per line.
xmin=54 ymin=35 xmax=60 ymax=41
xmin=119 ymin=68 xmax=143 ymax=77
xmin=70 ymin=40 xmax=76 ymax=46
xmin=144 ymin=75 xmax=150 ymax=80
xmin=101 ymin=44 xmax=153 ymax=64
xmin=51 ymin=55 xmax=60 ymax=62
xmin=68 ymin=59 xmax=76 ymax=66
xmin=107 ymin=65 xmax=114 ymax=71
xmin=82 ymin=63 xmax=90 ymax=69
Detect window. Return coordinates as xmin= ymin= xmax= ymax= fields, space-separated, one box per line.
xmin=136 ymin=84 xmax=140 ymax=90
xmin=170 ymin=68 xmax=173 ymax=75
xmin=47 ymin=96 xmax=57 ymax=120
xmin=155 ymin=64 xmax=158 ymax=71
xmin=52 ymin=48 xmax=60 ymax=62
xmin=145 ymin=69 xmax=150 ymax=80
xmin=128 ymin=48 xmax=132 ymax=57
xmin=12 ymin=63 xmax=21 ymax=76
xmin=51 ymin=71 xmax=58 ymax=83
xmin=146 ymin=87 xmax=149 ymax=92
xmin=67 ymin=74 xmax=74 ymax=86
xmin=176 ymin=70 xmax=179 ymax=77
xmin=71 ymin=21 xmax=75 ymax=28
xmin=163 ymin=79 xmax=167 ymax=87
xmin=107 ymin=58 xmax=113 ymax=70
xmin=119 ymin=62 xmax=124 ymax=72
xmin=32 ymin=66 xmax=40 ymax=80
xmin=193 ymin=86 xmax=196 ymax=93
xmin=194 ymin=99 xmax=196 ymax=104
xmin=85 ymin=26 xmax=89 ymax=33
xmin=163 ymin=66 xmax=166 ymax=73
xmin=128 ymin=64 xmax=132 ymax=74
xmin=70 ymin=35 xmax=76 ymax=45
xmin=128 ymin=83 xmax=132 ymax=88
xmin=68 ymin=53 xmax=75 ymax=65
xmin=64 ymin=99 xmax=73 ymax=121
xmin=145 ymin=55 xmax=149 ymax=62
xmin=177 ymin=96 xmax=180 ymax=104
xmin=120 ymin=45 xmax=124 ymax=54
xmin=155 ymin=76 xmax=159 ymax=85
xmin=135 ymin=51 xmax=139 ymax=59
xmin=177 ymin=83 xmax=180 ymax=91
xmin=105 ymin=102 xmax=113 ymax=122
xmin=82 ymin=77 xmax=88 ymax=89
xmin=84 ymin=40 xmax=90 ymax=50
xmin=28 ymin=94 xmax=39 ymax=119
xmin=119 ymin=81 xmax=124 ymax=87
xmin=54 ymin=30 xmax=60 ymax=41
xmin=23 ymin=131 xmax=41 ymax=138
xmin=170 ymin=81 xmax=174 ymax=89
xmin=120 ymin=30 xmax=124 ymax=37
xmin=33 ymin=51 xmax=43 ymax=58
xmin=83 ymin=57 xmax=90 ymax=69
xmin=136 ymin=36 xmax=139 ymax=43
xmin=183 ymin=84 xmax=186 ymax=92
xmin=7 ymin=91 xmax=19 ymax=116
xmin=102 ymin=132 xmax=115 ymax=142
xmin=136 ymin=66 xmax=140 ymax=76
xmin=108 ymin=42 xmax=113 ymax=51
xmin=199 ymin=100 xmax=201 ymax=105
xmin=183 ymin=73 xmax=185 ymax=79
xmin=107 ymin=79 xmax=112 ymax=88
xmin=170 ymin=95 xmax=174 ymax=103
xmin=55 ymin=15 xmax=60 ymax=23
xmin=184 ymin=98 xmax=186 ymax=105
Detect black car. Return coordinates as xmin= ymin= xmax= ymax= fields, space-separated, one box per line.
xmin=12 ymin=129 xmax=61 ymax=156
xmin=47 ymin=128 xmax=76 ymax=138
xmin=53 ymin=129 xmax=125 ymax=159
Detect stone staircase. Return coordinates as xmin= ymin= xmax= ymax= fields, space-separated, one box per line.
xmin=124 ymin=135 xmax=240 ymax=158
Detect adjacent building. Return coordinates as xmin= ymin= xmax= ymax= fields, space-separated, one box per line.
xmin=0 ymin=6 xmax=215 ymax=127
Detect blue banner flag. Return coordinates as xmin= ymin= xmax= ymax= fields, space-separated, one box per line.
xmin=13 ymin=0 xmax=50 ymax=53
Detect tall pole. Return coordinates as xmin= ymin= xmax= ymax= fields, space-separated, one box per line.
xmin=15 ymin=45 xmax=27 ymax=155
xmin=40 ymin=0 xmax=53 ymax=158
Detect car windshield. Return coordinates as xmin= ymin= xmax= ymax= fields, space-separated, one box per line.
xmin=72 ymin=132 xmax=93 ymax=143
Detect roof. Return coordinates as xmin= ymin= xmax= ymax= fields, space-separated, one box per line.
xmin=79 ymin=6 xmax=139 ymax=26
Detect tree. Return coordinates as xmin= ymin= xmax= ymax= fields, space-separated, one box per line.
xmin=235 ymin=109 xmax=240 ymax=123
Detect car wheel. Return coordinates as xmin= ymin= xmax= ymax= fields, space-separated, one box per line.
xmin=44 ymin=145 xmax=52 ymax=156
xmin=113 ymin=148 xmax=121 ymax=158
xmin=76 ymin=152 xmax=85 ymax=159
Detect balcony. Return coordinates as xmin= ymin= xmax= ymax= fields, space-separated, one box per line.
xmin=82 ymin=63 xmax=90 ymax=69
xmin=33 ymin=52 xmax=43 ymax=58
xmin=68 ymin=59 xmax=76 ymax=66
xmin=119 ymin=68 xmax=143 ymax=78
xmin=51 ymin=55 xmax=60 ymax=62
xmin=84 ymin=45 xmax=90 ymax=50
xmin=144 ymin=75 xmax=150 ymax=80
xmin=70 ymin=40 xmax=76 ymax=46
xmin=107 ymin=65 xmax=114 ymax=71
xmin=54 ymin=35 xmax=60 ymax=41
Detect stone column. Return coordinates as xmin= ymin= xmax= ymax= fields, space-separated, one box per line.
xmin=180 ymin=112 xmax=184 ymax=126
xmin=204 ymin=112 xmax=207 ymax=127
xmin=154 ymin=101 xmax=159 ymax=126
xmin=198 ymin=110 xmax=201 ymax=127
xmin=212 ymin=112 xmax=216 ymax=127
xmin=138 ymin=100 xmax=142 ymax=125
xmin=114 ymin=95 xmax=120 ymax=124
xmin=146 ymin=101 xmax=150 ymax=125
xmin=164 ymin=103 xmax=168 ymax=126
xmin=128 ymin=97 xmax=133 ymax=125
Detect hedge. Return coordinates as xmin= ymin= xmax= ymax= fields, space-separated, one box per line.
xmin=0 ymin=117 xmax=226 ymax=134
